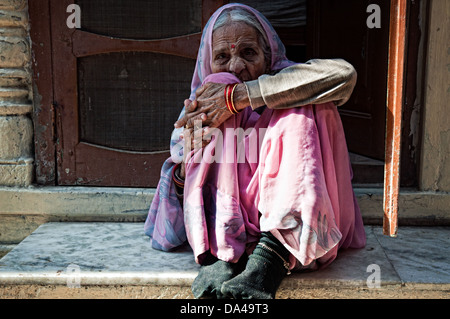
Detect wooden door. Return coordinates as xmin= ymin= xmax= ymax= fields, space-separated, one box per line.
xmin=49 ymin=0 xmax=224 ymax=187
xmin=307 ymin=0 xmax=390 ymax=161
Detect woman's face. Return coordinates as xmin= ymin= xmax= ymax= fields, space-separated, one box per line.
xmin=211 ymin=21 xmax=269 ymax=82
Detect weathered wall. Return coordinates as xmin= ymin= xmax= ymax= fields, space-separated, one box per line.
xmin=419 ymin=0 xmax=450 ymax=192
xmin=0 ymin=0 xmax=33 ymax=186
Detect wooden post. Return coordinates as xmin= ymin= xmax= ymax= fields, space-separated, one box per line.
xmin=383 ymin=0 xmax=407 ymax=237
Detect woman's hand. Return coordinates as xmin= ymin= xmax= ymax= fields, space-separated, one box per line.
xmin=178 ymin=100 xmax=210 ymax=179
xmin=175 ymin=83 xmax=231 ymax=130
xmin=174 ymin=83 xmax=249 ymax=130
xmin=179 ymin=125 xmax=212 ymax=179
xmin=176 ymin=83 xmax=251 ymax=176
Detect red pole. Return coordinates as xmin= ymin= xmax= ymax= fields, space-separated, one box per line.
xmin=383 ymin=0 xmax=407 ymax=237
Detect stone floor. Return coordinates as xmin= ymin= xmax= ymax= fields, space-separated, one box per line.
xmin=0 ymin=222 xmax=449 ymax=299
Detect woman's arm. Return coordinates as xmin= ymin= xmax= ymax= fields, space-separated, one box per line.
xmin=174 ymin=59 xmax=357 ymax=129
xmin=245 ymin=58 xmax=357 ymax=110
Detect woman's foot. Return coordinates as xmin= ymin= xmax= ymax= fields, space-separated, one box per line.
xmin=191 ymin=253 xmax=247 ymax=299
xmin=220 ymin=232 xmax=291 ymax=299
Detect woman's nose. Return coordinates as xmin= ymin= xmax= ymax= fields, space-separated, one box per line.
xmin=229 ymin=57 xmax=245 ymax=75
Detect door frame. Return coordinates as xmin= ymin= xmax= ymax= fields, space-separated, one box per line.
xmin=30 ymin=0 xmax=55 ymax=185
xmin=30 ymin=1 xmax=426 ymax=198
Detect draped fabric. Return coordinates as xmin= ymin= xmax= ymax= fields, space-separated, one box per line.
xmin=144 ymin=3 xmax=366 ymax=269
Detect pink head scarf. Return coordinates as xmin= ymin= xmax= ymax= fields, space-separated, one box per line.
xmin=170 ymin=3 xmax=294 ymax=163
xmin=188 ymin=3 xmax=294 ymax=101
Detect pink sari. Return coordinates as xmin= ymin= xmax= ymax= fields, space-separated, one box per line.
xmin=145 ymin=3 xmax=366 ymax=269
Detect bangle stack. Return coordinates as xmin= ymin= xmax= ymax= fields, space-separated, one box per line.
xmin=172 ymin=163 xmax=185 ymax=189
xmin=224 ymin=83 xmax=240 ymax=114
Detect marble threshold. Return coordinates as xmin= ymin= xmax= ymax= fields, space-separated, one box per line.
xmin=0 ymin=223 xmax=448 ymax=291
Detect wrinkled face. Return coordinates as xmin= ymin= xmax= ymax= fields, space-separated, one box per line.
xmin=211 ymin=21 xmax=269 ymax=82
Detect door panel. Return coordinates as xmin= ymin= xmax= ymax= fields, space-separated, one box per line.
xmin=77 ymin=52 xmax=194 ymax=152
xmin=50 ymin=0 xmax=225 ymax=187
xmin=308 ymin=0 xmax=390 ymax=160
xmin=76 ymin=0 xmax=202 ymax=39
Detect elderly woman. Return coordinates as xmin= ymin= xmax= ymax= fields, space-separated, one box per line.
xmin=145 ymin=3 xmax=366 ymax=299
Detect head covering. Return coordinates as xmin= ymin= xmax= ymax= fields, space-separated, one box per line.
xmin=188 ymin=3 xmax=293 ymax=101
xmin=171 ymin=3 xmax=294 ymax=163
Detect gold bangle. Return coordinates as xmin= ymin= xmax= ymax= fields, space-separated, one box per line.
xmin=230 ymin=83 xmax=239 ymax=114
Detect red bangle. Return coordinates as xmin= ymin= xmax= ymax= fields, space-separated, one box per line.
xmin=224 ymin=84 xmax=234 ymax=114
xmin=225 ymin=83 xmax=239 ymax=115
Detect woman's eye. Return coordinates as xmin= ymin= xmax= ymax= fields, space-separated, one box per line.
xmin=216 ymin=54 xmax=227 ymax=60
xmin=243 ymin=49 xmax=257 ymax=59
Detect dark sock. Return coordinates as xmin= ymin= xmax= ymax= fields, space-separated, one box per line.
xmin=220 ymin=232 xmax=291 ymax=299
xmin=191 ymin=253 xmax=247 ymax=299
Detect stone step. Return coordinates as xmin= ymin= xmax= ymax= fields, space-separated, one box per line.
xmin=1 ymin=186 xmax=450 ymax=245
xmin=0 ymin=87 xmax=29 ymax=99
xmin=0 ymin=68 xmax=29 ymax=88
xmin=0 ymin=101 xmax=32 ymax=115
xmin=0 ymin=222 xmax=448 ymax=299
